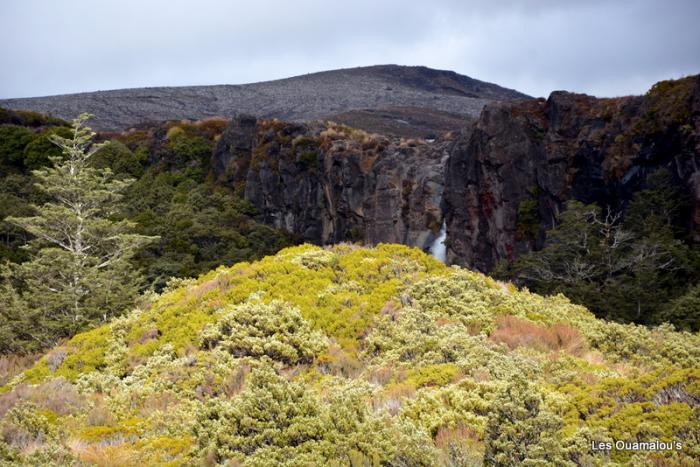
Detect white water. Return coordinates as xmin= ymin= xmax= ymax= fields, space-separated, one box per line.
xmin=428 ymin=221 xmax=447 ymax=263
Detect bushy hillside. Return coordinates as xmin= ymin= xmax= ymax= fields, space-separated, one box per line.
xmin=1 ymin=244 xmax=698 ymax=465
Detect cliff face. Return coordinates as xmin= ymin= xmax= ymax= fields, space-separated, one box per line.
xmin=445 ymin=75 xmax=700 ymax=271
xmin=210 ymin=75 xmax=699 ymax=271
xmin=213 ymin=117 xmax=452 ymax=251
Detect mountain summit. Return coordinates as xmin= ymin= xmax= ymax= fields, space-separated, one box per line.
xmin=0 ymin=65 xmax=529 ymax=132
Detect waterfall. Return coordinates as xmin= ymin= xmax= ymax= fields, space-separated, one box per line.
xmin=429 ymin=221 xmax=447 ymax=263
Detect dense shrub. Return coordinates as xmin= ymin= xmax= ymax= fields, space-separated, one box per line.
xmin=0 ymin=108 xmax=66 ymax=127
xmin=200 ymin=300 xmax=327 ymax=364
xmin=165 ymin=130 xmax=212 ymax=167
xmin=2 ymin=244 xmax=698 ymax=464
xmin=1 ymin=401 xmax=57 ymax=450
xmin=22 ymin=126 xmax=72 ymax=170
xmin=194 ymin=367 xmax=327 ymax=463
xmin=0 ymin=125 xmax=34 ymax=169
xmin=584 ymin=321 xmax=700 ymax=368
xmin=91 ymin=140 xmax=146 ymax=178
xmin=483 ymin=378 xmax=569 ymax=466
xmin=406 ymin=269 xmax=504 ymax=333
xmin=194 ymin=368 xmax=436 ymax=466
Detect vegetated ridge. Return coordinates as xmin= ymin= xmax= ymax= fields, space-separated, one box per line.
xmin=0 ymin=65 xmax=529 ymax=133
xmin=1 ymin=244 xmax=698 ymax=465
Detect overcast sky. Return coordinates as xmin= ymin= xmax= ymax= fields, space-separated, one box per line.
xmin=1 ymin=0 xmax=698 ymax=99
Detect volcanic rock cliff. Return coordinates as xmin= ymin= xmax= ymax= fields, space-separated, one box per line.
xmin=445 ymin=75 xmax=700 ymax=271
xmin=7 ymin=65 xmax=696 ymax=270
xmin=212 ymin=117 xmax=453 ymax=251
xmin=209 ymin=74 xmax=699 ymax=271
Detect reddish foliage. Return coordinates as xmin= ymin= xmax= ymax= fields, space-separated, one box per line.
xmin=490 ymin=315 xmax=587 ymax=356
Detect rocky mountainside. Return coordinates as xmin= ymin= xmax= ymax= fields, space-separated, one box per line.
xmin=212 ymin=117 xmax=453 ymax=250
xmin=0 ymin=65 xmax=528 ymax=133
xmin=2 ymin=70 xmax=697 ymax=274
xmin=207 ymin=74 xmax=699 ymax=272
xmin=445 ymin=75 xmax=700 ymax=271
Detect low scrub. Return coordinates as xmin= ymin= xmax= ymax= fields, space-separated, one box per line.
xmin=0 ymin=244 xmax=698 ymax=465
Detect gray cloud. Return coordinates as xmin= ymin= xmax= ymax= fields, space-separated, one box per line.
xmin=1 ymin=0 xmax=698 ymax=98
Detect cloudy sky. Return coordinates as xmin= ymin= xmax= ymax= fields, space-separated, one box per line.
xmin=1 ymin=0 xmax=698 ymax=99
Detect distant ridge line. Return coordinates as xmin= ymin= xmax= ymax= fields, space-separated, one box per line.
xmin=0 ymin=64 xmax=531 ymax=131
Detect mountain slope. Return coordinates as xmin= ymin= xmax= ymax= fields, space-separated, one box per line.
xmin=0 ymin=65 xmax=529 ymax=132
xmin=1 ymin=244 xmax=698 ymax=465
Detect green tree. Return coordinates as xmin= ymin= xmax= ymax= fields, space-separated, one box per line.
xmin=623 ymin=169 xmax=690 ymax=238
xmin=91 ymin=140 xmax=146 ymax=178
xmin=124 ymin=170 xmax=294 ymax=289
xmin=0 ymin=124 xmax=34 ymax=170
xmin=0 ymin=114 xmax=157 ymax=353
xmin=660 ymin=283 xmax=700 ymax=332
xmin=509 ymin=198 xmax=695 ymax=324
xmin=0 ymin=174 xmax=41 ymax=263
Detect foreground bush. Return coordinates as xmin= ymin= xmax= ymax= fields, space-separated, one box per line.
xmin=200 ymin=300 xmax=328 ymax=364
xmin=194 ymin=368 xmax=436 ymax=466
xmin=1 ymin=244 xmax=698 ymax=465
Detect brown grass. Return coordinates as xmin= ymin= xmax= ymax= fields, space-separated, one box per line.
xmin=320 ymin=122 xmax=387 ymax=153
xmin=87 ymin=397 xmax=117 ymax=427
xmin=192 ymin=272 xmax=233 ymax=302
xmin=136 ymin=328 xmax=160 ymax=344
xmin=398 ymin=137 xmax=425 ymax=148
xmin=434 ymin=423 xmax=484 ymax=466
xmin=434 ymin=423 xmax=480 ymax=450
xmin=490 ymin=315 xmax=587 ymax=356
xmin=69 ymin=439 xmax=139 ymax=467
xmin=316 ymin=345 xmax=363 ymax=379
xmin=0 ymin=353 xmax=41 ymax=386
xmin=138 ymin=391 xmax=180 ymax=417
xmin=2 ymin=425 xmax=46 ymax=452
xmin=372 ymin=383 xmax=416 ymax=415
xmin=472 ymin=368 xmax=491 ymax=382
xmin=221 ymin=363 xmax=250 ymax=398
xmin=0 ymin=385 xmax=24 ymax=417
xmin=379 ymin=300 xmax=401 ymax=321
xmin=0 ymin=378 xmax=85 ymax=418
xmin=366 ymin=364 xmax=407 ymax=386
xmin=32 ymin=378 xmax=85 ymax=415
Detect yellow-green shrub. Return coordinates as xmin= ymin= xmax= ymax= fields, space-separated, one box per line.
xmin=4 ymin=243 xmax=699 ymax=465
xmin=200 ymin=300 xmax=327 ymax=365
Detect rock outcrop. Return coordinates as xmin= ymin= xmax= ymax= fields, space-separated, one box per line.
xmin=213 ymin=117 xmax=453 ymax=251
xmin=445 ymin=75 xmax=700 ymax=271
xmin=209 ymin=76 xmax=699 ymax=270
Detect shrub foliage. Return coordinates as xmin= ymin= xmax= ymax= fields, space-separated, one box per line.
xmin=1 ymin=244 xmax=697 ymax=465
